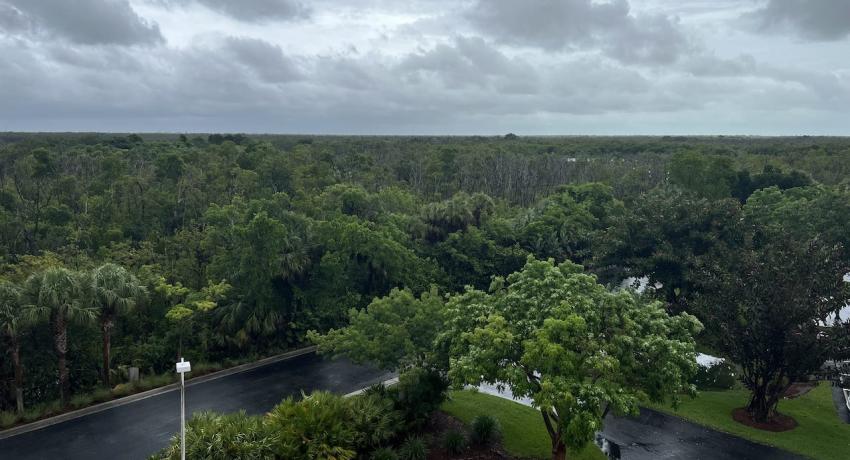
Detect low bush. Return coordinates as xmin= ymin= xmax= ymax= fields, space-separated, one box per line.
xmin=442 ymin=429 xmax=467 ymax=454
xmin=398 ymin=437 xmax=427 ymax=460
xmin=392 ymin=368 xmax=448 ymax=428
xmin=70 ymin=393 xmax=95 ymax=409
xmin=138 ymin=373 xmax=174 ymax=391
xmin=112 ymin=383 xmax=136 ymax=398
xmin=151 ymin=389 xmax=403 ymax=460
xmin=370 ymin=447 xmax=399 ymax=460
xmin=92 ymin=388 xmax=113 ymax=403
xmin=155 ymin=411 xmax=273 ymax=460
xmin=266 ymin=391 xmax=358 ymax=460
xmin=350 ymin=392 xmax=402 ymax=450
xmin=470 ymin=414 xmax=501 ymax=446
xmin=0 ymin=410 xmax=18 ymax=428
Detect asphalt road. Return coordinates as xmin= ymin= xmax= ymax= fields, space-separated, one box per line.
xmin=602 ymin=408 xmax=804 ymax=460
xmin=0 ymin=353 xmax=393 ymax=460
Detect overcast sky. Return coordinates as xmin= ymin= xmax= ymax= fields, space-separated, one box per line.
xmin=1 ymin=0 xmax=849 ymax=134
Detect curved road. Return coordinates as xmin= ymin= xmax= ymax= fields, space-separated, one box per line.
xmin=0 ymin=353 xmax=393 ymax=460
xmin=602 ymin=408 xmax=803 ymax=460
xmin=1 ymin=353 xmax=814 ymax=460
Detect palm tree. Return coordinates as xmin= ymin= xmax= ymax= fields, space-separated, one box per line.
xmin=91 ymin=263 xmax=146 ymax=386
xmin=23 ymin=267 xmax=96 ymax=407
xmin=0 ymin=281 xmax=26 ymax=413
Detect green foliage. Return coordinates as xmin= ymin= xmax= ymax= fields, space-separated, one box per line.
xmin=1 ymin=133 xmax=848 ymax=424
xmin=369 ymin=448 xmax=399 ymax=460
xmin=694 ymin=232 xmax=848 ymax=422
xmin=443 ymin=391 xmax=607 ymax=460
xmin=470 ymin=414 xmax=502 ymax=446
xmin=441 ymin=429 xmax=467 ymax=454
xmin=0 ymin=410 xmax=18 ymax=428
xmin=397 ymin=437 xmax=427 ymax=460
xmin=154 ymin=411 xmax=274 ymax=460
xmin=310 ymin=288 xmax=446 ymax=371
xmin=391 ymin=368 xmax=449 ymax=429
xmin=648 ymin=383 xmax=850 ymax=460
xmin=692 ymin=361 xmax=737 ymax=391
xmin=668 ymin=152 xmax=736 ymax=199
xmin=349 ymin=393 xmax=402 ymax=450
xmin=265 ymin=391 xmax=357 ymax=460
xmin=70 ymin=393 xmax=95 ymax=409
xmin=441 ymin=257 xmax=702 ymax=452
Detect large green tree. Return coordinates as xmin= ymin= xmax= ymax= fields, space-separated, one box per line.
xmin=90 ymin=263 xmax=146 ymax=386
xmin=23 ymin=267 xmax=96 ymax=406
xmin=441 ymin=258 xmax=701 ymax=460
xmin=695 ymin=233 xmax=849 ymax=423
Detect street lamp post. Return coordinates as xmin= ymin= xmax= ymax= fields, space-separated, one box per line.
xmin=175 ymin=357 xmax=191 ymax=460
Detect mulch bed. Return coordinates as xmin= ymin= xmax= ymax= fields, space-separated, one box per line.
xmin=731 ymin=408 xmax=798 ymax=432
xmin=423 ymin=411 xmax=514 ymax=460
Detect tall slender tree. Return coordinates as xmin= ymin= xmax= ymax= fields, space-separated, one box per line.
xmin=0 ymin=281 xmax=26 ymax=413
xmin=23 ymin=267 xmax=96 ymax=406
xmin=91 ymin=263 xmax=146 ymax=386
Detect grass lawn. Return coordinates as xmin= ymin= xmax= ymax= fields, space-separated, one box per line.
xmin=647 ymin=382 xmax=850 ymax=460
xmin=442 ymin=390 xmax=606 ymax=460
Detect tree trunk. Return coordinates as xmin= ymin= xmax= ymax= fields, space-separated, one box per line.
xmin=54 ymin=313 xmax=70 ymax=407
xmin=551 ymin=441 xmax=567 ymax=460
xmin=101 ymin=318 xmax=113 ymax=387
xmin=746 ymin=385 xmax=775 ymax=423
xmin=11 ymin=337 xmax=24 ymax=414
xmin=540 ymin=409 xmax=568 ymax=460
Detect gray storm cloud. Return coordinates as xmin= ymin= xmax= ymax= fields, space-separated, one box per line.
xmin=746 ymin=0 xmax=850 ymax=41
xmin=1 ymin=0 xmax=163 ymax=45
xmin=0 ymin=0 xmax=848 ymax=134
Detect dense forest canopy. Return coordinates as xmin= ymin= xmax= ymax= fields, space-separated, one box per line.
xmin=1 ymin=133 xmax=850 ymax=415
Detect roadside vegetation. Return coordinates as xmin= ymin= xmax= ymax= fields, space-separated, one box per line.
xmin=443 ymin=390 xmax=606 ymax=460
xmin=1 ymin=134 xmax=849 ymax=458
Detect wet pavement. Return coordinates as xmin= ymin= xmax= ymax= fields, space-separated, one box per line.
xmin=833 ymin=385 xmax=850 ymax=424
xmin=602 ymin=408 xmax=803 ymax=460
xmin=0 ymin=353 xmax=393 ymax=460
xmin=478 ymin=383 xmax=803 ymax=459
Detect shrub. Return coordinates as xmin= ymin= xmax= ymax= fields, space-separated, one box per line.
xmin=138 ymin=373 xmax=174 ymax=391
xmin=153 ymin=411 xmax=273 ymax=460
xmin=392 ymin=368 xmax=448 ymax=428
xmin=370 ymin=447 xmax=399 ymax=460
xmin=0 ymin=411 xmax=18 ymax=428
xmin=442 ymin=430 xmax=466 ymax=454
xmin=350 ymin=393 xmax=402 ymax=450
xmin=22 ymin=406 xmax=43 ymax=423
xmin=70 ymin=393 xmax=95 ymax=409
xmin=398 ymin=437 xmax=427 ymax=460
xmin=265 ymin=391 xmax=357 ymax=460
xmin=470 ymin=415 xmax=501 ymax=446
xmin=92 ymin=388 xmax=113 ymax=403
xmin=112 ymin=382 xmax=136 ymax=397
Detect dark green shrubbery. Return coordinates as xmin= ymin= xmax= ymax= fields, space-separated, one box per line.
xmin=397 ymin=437 xmax=428 ymax=460
xmin=151 ymin=390 xmax=402 ymax=460
xmin=391 ymin=368 xmax=448 ymax=429
xmin=470 ymin=414 xmax=501 ymax=446
xmin=156 ymin=411 xmax=274 ymax=460
xmin=441 ymin=429 xmax=467 ymax=454
xmin=370 ymin=447 xmax=399 ymax=460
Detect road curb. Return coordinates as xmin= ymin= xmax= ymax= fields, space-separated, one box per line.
xmin=0 ymin=345 xmax=317 ymax=440
xmin=344 ymin=377 xmax=399 ymax=397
